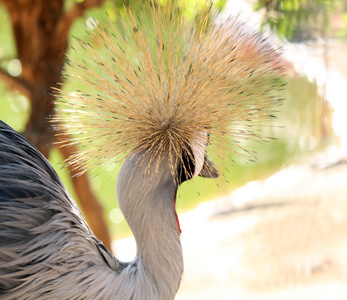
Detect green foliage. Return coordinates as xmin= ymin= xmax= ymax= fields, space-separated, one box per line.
xmin=0 ymin=5 xmax=15 ymax=57
xmin=254 ymin=0 xmax=347 ymax=41
xmin=0 ymin=5 xmax=24 ymax=130
xmin=0 ymin=83 xmax=29 ymax=131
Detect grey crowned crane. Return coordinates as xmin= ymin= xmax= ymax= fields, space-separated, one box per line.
xmin=0 ymin=1 xmax=284 ymax=299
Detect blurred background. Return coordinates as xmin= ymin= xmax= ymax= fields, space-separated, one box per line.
xmin=0 ymin=0 xmax=346 ymax=298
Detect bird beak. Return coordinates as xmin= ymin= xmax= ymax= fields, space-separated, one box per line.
xmin=190 ymin=132 xmax=219 ymax=179
xmin=199 ymin=155 xmax=219 ymax=178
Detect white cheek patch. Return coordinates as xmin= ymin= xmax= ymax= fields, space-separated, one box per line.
xmin=190 ymin=132 xmax=208 ymax=179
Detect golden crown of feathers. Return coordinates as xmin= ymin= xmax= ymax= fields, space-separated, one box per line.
xmin=55 ymin=0 xmax=285 ymax=176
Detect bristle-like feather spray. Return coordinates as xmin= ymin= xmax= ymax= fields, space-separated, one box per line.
xmin=54 ymin=1 xmax=285 ymax=177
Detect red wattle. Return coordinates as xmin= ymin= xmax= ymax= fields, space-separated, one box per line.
xmin=174 ymin=210 xmax=182 ymax=234
xmin=174 ymin=196 xmax=182 ymax=234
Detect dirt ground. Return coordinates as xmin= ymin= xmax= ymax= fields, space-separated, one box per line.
xmin=176 ymin=158 xmax=347 ymax=299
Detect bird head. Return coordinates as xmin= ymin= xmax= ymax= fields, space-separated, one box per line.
xmin=54 ymin=0 xmax=284 ymax=182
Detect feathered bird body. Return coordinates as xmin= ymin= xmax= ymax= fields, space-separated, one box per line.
xmin=0 ymin=1 xmax=284 ymax=299
xmin=0 ymin=121 xmax=124 ymax=298
xmin=0 ymin=121 xmax=183 ymax=299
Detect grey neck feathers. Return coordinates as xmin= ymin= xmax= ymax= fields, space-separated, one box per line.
xmin=116 ymin=152 xmax=183 ymax=299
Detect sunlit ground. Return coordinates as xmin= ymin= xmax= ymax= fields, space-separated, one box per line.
xmin=176 ymin=161 xmax=347 ymax=299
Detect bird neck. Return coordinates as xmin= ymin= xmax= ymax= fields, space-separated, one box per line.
xmin=116 ymin=152 xmax=183 ymax=299
xmin=132 ymin=192 xmax=183 ymax=299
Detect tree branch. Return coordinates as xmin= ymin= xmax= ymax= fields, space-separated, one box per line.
xmin=56 ymin=0 xmax=106 ymax=38
xmin=0 ymin=67 xmax=31 ymax=98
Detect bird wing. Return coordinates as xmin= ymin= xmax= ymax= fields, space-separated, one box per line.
xmin=0 ymin=121 xmax=121 ymax=298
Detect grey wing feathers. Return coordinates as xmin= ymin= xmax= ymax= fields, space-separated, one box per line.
xmin=0 ymin=121 xmax=120 ymax=298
